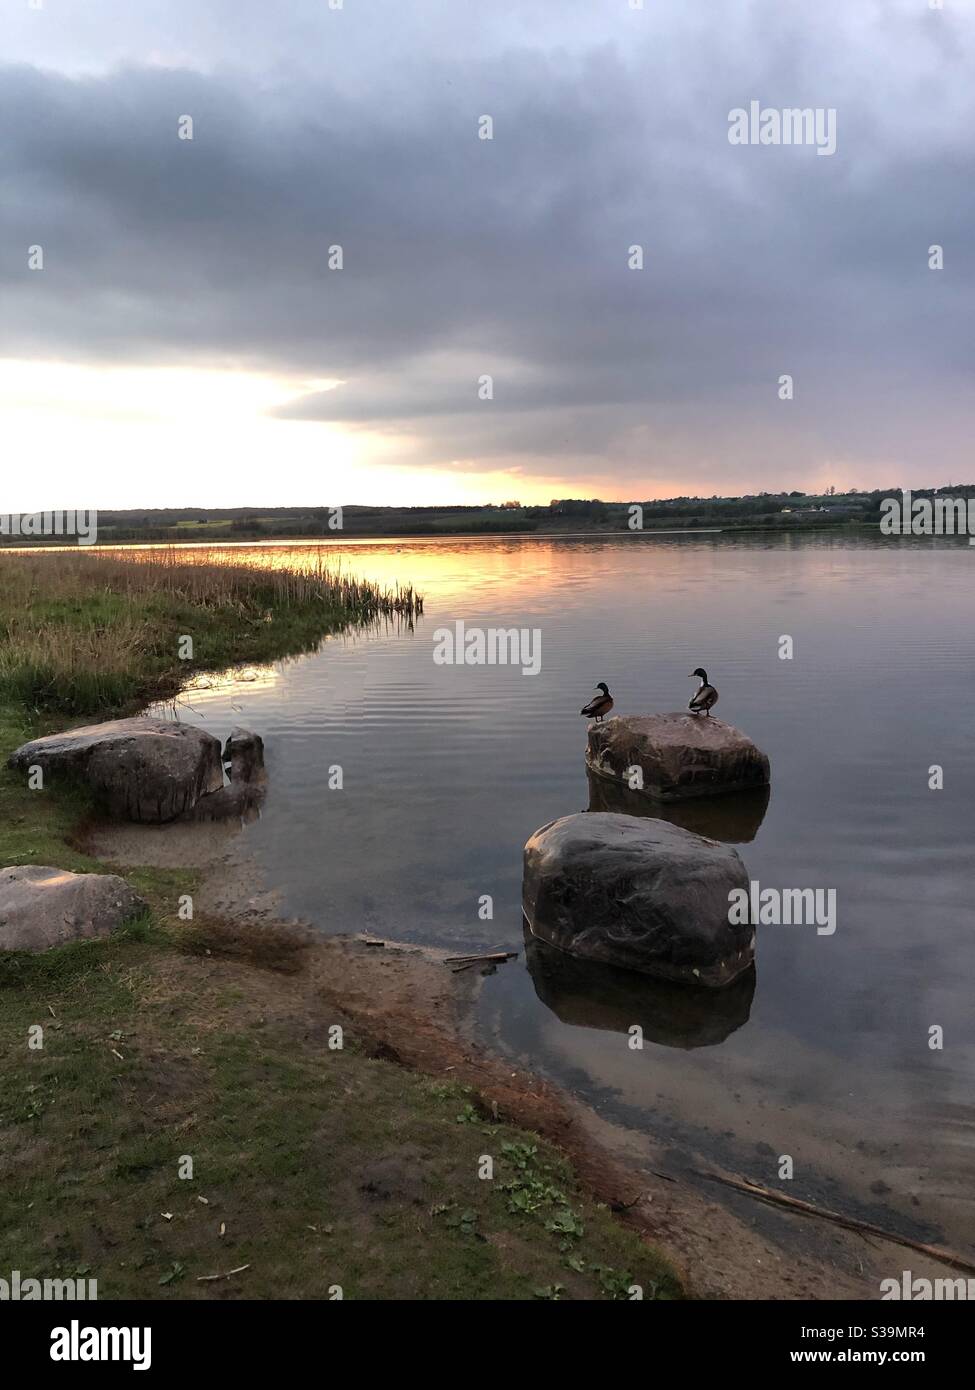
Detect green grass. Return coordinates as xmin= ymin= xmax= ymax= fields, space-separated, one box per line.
xmin=0 ymin=548 xmax=421 ymax=715
xmin=0 ymin=922 xmax=683 ymax=1299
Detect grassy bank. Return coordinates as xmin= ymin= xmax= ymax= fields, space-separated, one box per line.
xmin=0 ymin=550 xmax=683 ymax=1300
xmin=0 ymin=548 xmax=421 ymax=715
xmin=0 ymin=926 xmax=681 ymax=1300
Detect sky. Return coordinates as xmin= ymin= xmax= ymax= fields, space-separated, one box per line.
xmin=1 ymin=0 xmax=972 ymax=509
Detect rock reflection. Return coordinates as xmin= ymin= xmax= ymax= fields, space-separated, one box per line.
xmin=524 ymin=922 xmax=755 ymax=1049
xmin=586 ymin=768 xmax=769 ymax=844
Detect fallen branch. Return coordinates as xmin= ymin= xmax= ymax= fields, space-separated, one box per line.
xmin=444 ymin=952 xmax=518 ymax=965
xmin=196 ymin=1264 xmax=251 ymax=1283
xmin=695 ymin=1170 xmax=975 ymax=1275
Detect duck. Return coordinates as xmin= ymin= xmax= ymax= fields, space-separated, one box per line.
xmin=580 ymin=682 xmax=614 ymax=722
xmin=688 ymin=667 xmax=718 ymax=716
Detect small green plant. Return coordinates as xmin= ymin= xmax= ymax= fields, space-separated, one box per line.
xmin=158 ymin=1262 xmax=186 ymax=1287
xmin=546 ymin=1209 xmax=584 ymax=1239
xmin=593 ymin=1264 xmax=643 ymax=1300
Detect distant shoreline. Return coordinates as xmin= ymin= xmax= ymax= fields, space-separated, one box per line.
xmin=0 ymin=522 xmax=899 ymax=551
xmin=6 ymin=487 xmax=972 ymax=548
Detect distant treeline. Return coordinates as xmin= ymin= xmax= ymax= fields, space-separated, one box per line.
xmin=544 ymin=486 xmax=975 ymax=529
xmin=5 ymin=487 xmax=975 ymax=544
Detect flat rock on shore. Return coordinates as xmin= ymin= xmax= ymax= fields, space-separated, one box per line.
xmin=7 ymin=717 xmax=224 ymax=823
xmin=0 ymin=865 xmax=146 ymax=952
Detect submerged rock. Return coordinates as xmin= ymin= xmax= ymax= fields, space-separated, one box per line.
xmin=7 ymin=717 xmax=224 ymax=823
xmin=0 ymin=865 xmax=145 ymax=952
xmin=587 ymin=713 xmax=770 ymax=802
xmin=523 ymin=811 xmax=753 ymax=988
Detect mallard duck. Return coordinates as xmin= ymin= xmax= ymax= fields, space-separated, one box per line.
xmin=580 ymin=682 xmax=614 ymax=722
xmin=688 ymin=667 xmax=718 ymax=716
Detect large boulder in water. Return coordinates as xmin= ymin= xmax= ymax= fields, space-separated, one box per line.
xmin=523 ymin=812 xmax=753 ymax=988
xmin=0 ymin=865 xmax=145 ymax=952
xmin=587 ymin=713 xmax=770 ymax=802
xmin=7 ymin=718 xmax=224 ymax=823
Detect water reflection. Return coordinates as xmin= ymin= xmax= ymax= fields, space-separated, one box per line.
xmin=586 ymin=769 xmax=770 ymax=843
xmin=524 ymin=923 xmax=755 ymax=1049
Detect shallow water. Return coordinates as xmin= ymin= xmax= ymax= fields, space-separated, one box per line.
xmin=152 ymin=532 xmax=975 ymax=1252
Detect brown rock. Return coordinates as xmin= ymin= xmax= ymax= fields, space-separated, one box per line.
xmin=586 ymin=713 xmax=770 ymax=802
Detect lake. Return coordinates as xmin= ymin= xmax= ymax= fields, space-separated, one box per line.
xmin=153 ymin=532 xmax=975 ymax=1256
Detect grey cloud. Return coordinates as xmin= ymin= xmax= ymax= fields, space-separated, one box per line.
xmin=2 ymin=0 xmax=973 ymax=487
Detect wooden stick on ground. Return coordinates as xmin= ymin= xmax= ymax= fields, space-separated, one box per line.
xmin=196 ymin=1264 xmax=251 ymax=1283
xmin=444 ymin=952 xmax=518 ymax=965
xmin=695 ymin=1170 xmax=975 ymax=1276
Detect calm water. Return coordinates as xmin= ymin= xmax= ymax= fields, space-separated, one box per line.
xmin=157 ymin=533 xmax=975 ymax=1249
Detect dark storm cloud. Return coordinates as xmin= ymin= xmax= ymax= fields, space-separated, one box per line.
xmin=2 ymin=0 xmax=973 ymax=485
